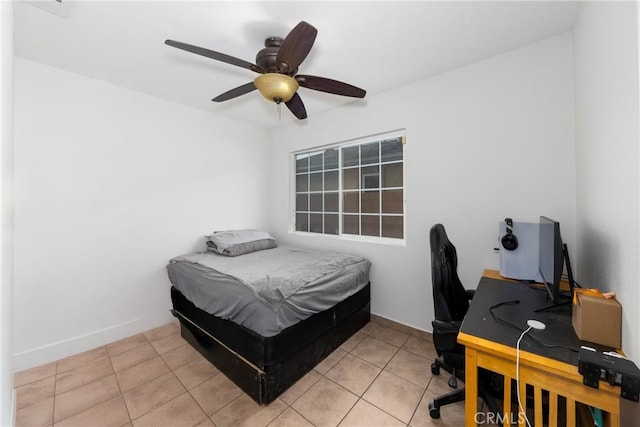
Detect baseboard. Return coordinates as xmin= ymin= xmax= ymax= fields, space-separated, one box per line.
xmin=370 ymin=313 xmax=433 ymax=341
xmin=12 ymin=310 xmax=175 ymax=372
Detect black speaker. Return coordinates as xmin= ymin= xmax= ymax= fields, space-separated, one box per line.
xmin=501 ymin=218 xmax=519 ymax=251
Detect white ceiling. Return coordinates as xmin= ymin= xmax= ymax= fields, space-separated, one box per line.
xmin=14 ymin=1 xmax=580 ymax=129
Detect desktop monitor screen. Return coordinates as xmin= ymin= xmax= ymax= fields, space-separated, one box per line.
xmin=538 ymin=216 xmax=563 ymax=304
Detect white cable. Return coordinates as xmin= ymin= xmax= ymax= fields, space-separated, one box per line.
xmin=516 ymin=326 xmax=533 ymax=427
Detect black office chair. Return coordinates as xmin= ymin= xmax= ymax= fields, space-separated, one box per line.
xmin=428 ymin=224 xmax=500 ymax=419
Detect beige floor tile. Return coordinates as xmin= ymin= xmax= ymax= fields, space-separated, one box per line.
xmin=56 ymin=346 xmax=109 ymax=373
xmin=173 ymin=357 xmax=220 ymax=390
xmin=54 ymin=396 xmax=130 ymax=427
xmin=150 ymin=333 xmax=188 ymax=355
xmin=410 ymin=390 xmax=465 ymax=427
xmin=402 ymin=336 xmax=437 ymax=360
xmin=190 ymin=373 xmax=243 ymax=416
xmin=211 ymin=394 xmax=287 ymax=427
xmin=314 ymin=348 xmax=347 ymax=375
xmin=15 ymin=396 xmax=53 ymax=427
xmin=385 ymin=349 xmax=431 ymax=388
xmin=106 ymin=334 xmax=149 ymax=357
xmin=14 ymin=362 xmax=56 ymax=388
xmin=292 ymin=377 xmax=358 ymax=427
xmin=54 ymin=375 xmax=120 ymax=423
xmin=325 ymin=353 xmax=381 ymax=396
xmin=339 ymin=399 xmax=406 ymax=427
xmin=143 ymin=322 xmax=179 ymax=342
xmin=339 ymin=331 xmax=366 ymax=352
xmin=268 ymin=407 xmax=314 ymax=427
xmin=122 ymin=371 xmax=186 ymax=420
xmin=10 ymin=322 xmax=462 ymax=427
xmin=15 ymin=376 xmax=55 ymax=410
xmin=56 ymin=357 xmax=114 ymax=395
xmin=115 ymin=356 xmax=170 ymax=393
xmin=359 ymin=321 xmax=379 ymax=335
xmin=132 ymin=392 xmax=207 ymax=427
xmin=426 ymin=373 xmax=463 ymax=397
xmin=362 ymin=371 xmax=424 ymax=423
xmin=351 ymin=336 xmax=399 ymax=368
xmin=279 ymin=370 xmax=322 ymax=405
xmin=110 ymin=342 xmax=158 ymax=373
xmin=161 ymin=342 xmax=202 ymax=370
xmin=370 ymin=324 xmax=410 ymax=347
xmin=195 ymin=417 xmax=215 ymax=427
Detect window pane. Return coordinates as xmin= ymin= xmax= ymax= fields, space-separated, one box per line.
xmin=342 ymin=146 xmax=359 ymax=167
xmin=310 ymin=193 xmax=323 ymax=212
xmin=382 ymin=216 xmax=404 ymax=238
xmin=296 ymin=193 xmax=308 ymax=211
xmin=381 ymin=138 xmax=403 ymax=162
xmin=309 ymin=152 xmax=323 ymax=171
xmin=382 ymin=189 xmax=403 ymax=214
xmin=361 ymin=215 xmax=380 ymax=237
xmin=361 ymin=142 xmax=379 ymax=165
xmin=343 ymin=191 xmax=359 ymax=213
xmin=324 ymin=148 xmax=339 ymax=170
xmin=324 ymin=214 xmax=338 ymax=235
xmin=310 ymin=214 xmax=323 ymax=233
xmin=361 ymin=165 xmax=379 ymax=189
xmin=296 ymin=154 xmax=309 ymax=173
xmin=343 ymin=215 xmax=359 ymax=235
xmin=324 ymin=170 xmax=338 ymax=191
xmin=343 ymin=168 xmax=359 ymax=190
xmin=296 ymin=213 xmax=308 ymax=232
xmin=296 ymin=174 xmax=308 ymax=192
xmin=361 ymin=191 xmax=379 ymax=213
xmin=325 ymin=192 xmax=338 ymax=212
xmin=382 ymin=163 xmax=403 ymax=188
xmin=310 ymin=172 xmax=323 ymax=191
xmin=294 ymin=133 xmax=404 ymax=241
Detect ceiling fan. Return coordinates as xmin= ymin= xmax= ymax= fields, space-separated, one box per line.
xmin=165 ymin=21 xmax=366 ymax=120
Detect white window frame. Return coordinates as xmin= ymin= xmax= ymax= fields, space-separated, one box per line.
xmin=290 ymin=129 xmax=406 ymax=245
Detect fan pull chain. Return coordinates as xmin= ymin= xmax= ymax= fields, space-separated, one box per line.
xmin=277 ymin=102 xmax=282 ymax=120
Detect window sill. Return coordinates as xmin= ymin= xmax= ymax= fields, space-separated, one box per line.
xmin=288 ymin=230 xmax=407 ymax=247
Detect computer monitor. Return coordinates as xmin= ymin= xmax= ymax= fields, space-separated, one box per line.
xmin=538 ymin=216 xmax=564 ymax=305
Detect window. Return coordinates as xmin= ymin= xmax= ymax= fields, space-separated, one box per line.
xmin=293 ymin=132 xmax=405 ymax=240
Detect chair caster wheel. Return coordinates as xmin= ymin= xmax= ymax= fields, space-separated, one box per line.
xmin=448 ymin=376 xmax=458 ymax=388
xmin=431 ymin=363 xmax=440 ymax=375
xmin=428 ymin=403 xmax=440 ymax=419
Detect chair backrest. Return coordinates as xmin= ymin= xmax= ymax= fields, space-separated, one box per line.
xmin=430 ymin=224 xmax=470 ymax=322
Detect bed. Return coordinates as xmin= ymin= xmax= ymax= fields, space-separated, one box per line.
xmin=166 ymin=233 xmax=371 ymax=404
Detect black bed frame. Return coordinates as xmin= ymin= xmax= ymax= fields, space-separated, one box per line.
xmin=170 ymin=283 xmax=370 ymax=404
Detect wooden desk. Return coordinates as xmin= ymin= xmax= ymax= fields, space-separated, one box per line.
xmin=458 ymin=270 xmax=621 ymax=426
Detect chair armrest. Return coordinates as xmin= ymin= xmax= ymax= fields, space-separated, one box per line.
xmin=465 ymin=289 xmax=475 ymax=300
xmin=432 ymin=319 xmax=461 ymax=353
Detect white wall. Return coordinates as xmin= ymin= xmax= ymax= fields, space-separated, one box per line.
xmin=13 ymin=58 xmax=271 ymax=370
xmin=0 ymin=1 xmax=14 ymax=423
xmin=269 ymin=34 xmax=576 ymax=332
xmin=573 ymin=2 xmax=640 ymax=363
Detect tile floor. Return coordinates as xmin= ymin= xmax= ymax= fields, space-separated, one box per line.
xmin=14 ymin=317 xmax=466 ymax=427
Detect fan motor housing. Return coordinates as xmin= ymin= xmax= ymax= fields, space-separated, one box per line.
xmin=256 ymin=37 xmax=283 ymax=72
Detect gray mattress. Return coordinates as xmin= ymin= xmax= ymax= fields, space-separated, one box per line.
xmin=166 ymin=246 xmax=371 ymax=337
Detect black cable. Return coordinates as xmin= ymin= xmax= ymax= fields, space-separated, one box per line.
xmin=489 ymin=300 xmax=578 ymax=353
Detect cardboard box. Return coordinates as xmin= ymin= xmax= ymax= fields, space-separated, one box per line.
xmin=572 ymin=292 xmax=622 ymax=348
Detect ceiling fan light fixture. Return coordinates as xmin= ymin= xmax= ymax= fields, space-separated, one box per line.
xmin=254 ymin=73 xmax=298 ymax=103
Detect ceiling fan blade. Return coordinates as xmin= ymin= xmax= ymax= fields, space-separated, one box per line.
xmin=276 ymin=21 xmax=317 ymax=75
xmin=165 ymin=39 xmax=264 ymax=74
xmin=212 ymin=82 xmax=257 ymax=102
xmin=296 ymin=75 xmax=366 ymax=98
xmin=285 ymin=92 xmax=307 ymax=120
